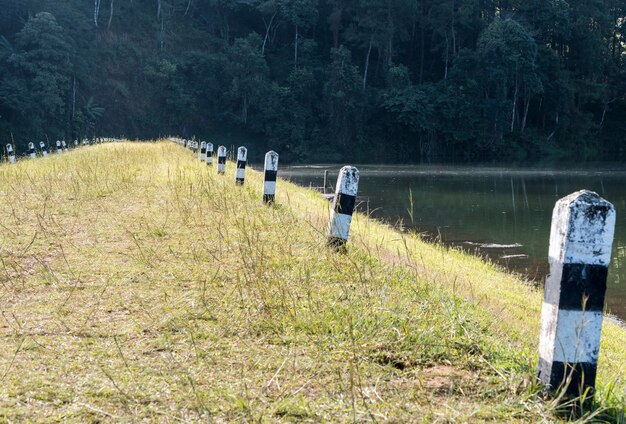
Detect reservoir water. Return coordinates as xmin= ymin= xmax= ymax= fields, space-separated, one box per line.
xmin=280 ymin=165 xmax=626 ymax=321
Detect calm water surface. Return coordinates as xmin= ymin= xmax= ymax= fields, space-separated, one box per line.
xmin=279 ymin=165 xmax=626 ymax=321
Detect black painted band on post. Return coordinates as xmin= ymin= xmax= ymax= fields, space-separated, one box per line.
xmin=264 ymin=170 xmax=277 ymax=182
xmin=334 ymin=193 xmax=356 ymax=216
xmin=218 ymin=156 xmax=226 ymax=164
xmin=236 ymin=160 xmax=246 ymax=169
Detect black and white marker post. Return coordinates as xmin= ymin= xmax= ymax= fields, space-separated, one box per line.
xmin=235 ymin=146 xmax=247 ymax=185
xmin=56 ymin=140 xmax=62 ymax=153
xmin=327 ymin=166 xmax=359 ymax=251
xmin=62 ymin=140 xmax=67 ymax=152
xmin=206 ymin=142 xmax=214 ymax=166
xmin=200 ymin=141 xmax=207 ymax=161
xmin=6 ymin=144 xmax=15 ymax=164
xmin=538 ymin=190 xmax=615 ymax=399
xmin=28 ymin=142 xmax=36 ymax=159
xmin=40 ymin=141 xmax=47 ymax=157
xmin=217 ymin=146 xmax=226 ymax=174
xmin=263 ymin=151 xmax=279 ymax=204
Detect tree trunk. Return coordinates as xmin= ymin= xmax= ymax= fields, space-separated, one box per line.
xmin=261 ymin=13 xmax=276 ymax=55
xmin=94 ymin=0 xmax=101 ymax=27
xmin=521 ymin=96 xmax=530 ymax=133
xmin=294 ymin=25 xmax=298 ymax=69
xmin=511 ymin=74 xmax=518 ymax=132
xmin=363 ymin=36 xmax=373 ymax=89
xmin=108 ymin=0 xmax=114 ymax=29
xmin=419 ymin=2 xmax=425 ymax=84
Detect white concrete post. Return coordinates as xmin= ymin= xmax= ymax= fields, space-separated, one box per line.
xmin=206 ymin=142 xmax=214 ymax=165
xmin=40 ymin=141 xmax=47 ymax=157
xmin=6 ymin=144 xmax=15 ymax=164
xmin=28 ymin=142 xmax=36 ymax=159
xmin=200 ymin=141 xmax=207 ymax=161
xmin=55 ymin=140 xmax=62 ymax=153
xmin=538 ymin=190 xmax=615 ymax=398
xmin=217 ymin=146 xmax=226 ymax=174
xmin=74 ymin=139 xmax=78 ymax=147
xmin=327 ymin=166 xmax=359 ymax=251
xmin=62 ymin=140 xmax=67 ymax=152
xmin=263 ymin=151 xmax=279 ymax=204
xmin=235 ymin=146 xmax=247 ymax=185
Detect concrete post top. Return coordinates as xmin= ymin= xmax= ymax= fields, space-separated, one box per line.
xmin=336 ymin=166 xmax=360 ymax=196
xmin=217 ymin=146 xmax=226 ymax=155
xmin=549 ymin=189 xmax=616 ymax=266
xmin=237 ymin=146 xmax=247 ymax=160
xmin=264 ymin=151 xmax=279 ymax=169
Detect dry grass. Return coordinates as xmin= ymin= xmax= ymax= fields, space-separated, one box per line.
xmin=0 ymin=141 xmax=623 ymax=422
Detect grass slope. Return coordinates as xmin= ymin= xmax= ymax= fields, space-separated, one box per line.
xmin=0 ymin=142 xmax=624 ymax=422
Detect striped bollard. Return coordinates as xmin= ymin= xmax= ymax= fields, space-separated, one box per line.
xmin=62 ymin=140 xmax=67 ymax=152
xmin=28 ymin=142 xmax=36 ymax=159
xmin=217 ymin=146 xmax=226 ymax=174
xmin=56 ymin=140 xmax=62 ymax=153
xmin=263 ymin=151 xmax=279 ymax=204
xmin=200 ymin=141 xmax=207 ymax=161
xmin=327 ymin=166 xmax=359 ymax=251
xmin=40 ymin=142 xmax=48 ymax=157
xmin=206 ymin=142 xmax=214 ymax=166
xmin=538 ymin=190 xmax=615 ymax=399
xmin=235 ymin=146 xmax=247 ymax=185
xmin=6 ymin=144 xmax=15 ymax=164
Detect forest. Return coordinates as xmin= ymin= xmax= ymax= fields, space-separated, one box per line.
xmin=0 ymin=0 xmax=625 ymax=163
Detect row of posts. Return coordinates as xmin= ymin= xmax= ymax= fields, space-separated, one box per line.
xmin=183 ymin=136 xmax=616 ymax=403
xmin=3 ymin=138 xmax=117 ymax=163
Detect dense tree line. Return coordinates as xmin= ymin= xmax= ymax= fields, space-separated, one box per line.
xmin=0 ymin=0 xmax=625 ymax=162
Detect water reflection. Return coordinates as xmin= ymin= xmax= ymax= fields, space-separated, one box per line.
xmin=280 ymin=165 xmax=626 ymax=320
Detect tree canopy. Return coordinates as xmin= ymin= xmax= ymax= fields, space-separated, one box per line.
xmin=0 ymin=0 xmax=625 ymax=162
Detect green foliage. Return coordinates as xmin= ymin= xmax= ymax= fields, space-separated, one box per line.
xmin=0 ymin=0 xmax=625 ymax=161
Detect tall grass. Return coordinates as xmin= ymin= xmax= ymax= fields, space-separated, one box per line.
xmin=0 ymin=142 xmax=623 ymax=421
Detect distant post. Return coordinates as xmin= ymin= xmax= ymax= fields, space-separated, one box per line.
xmin=200 ymin=141 xmax=207 ymax=161
xmin=56 ymin=140 xmax=62 ymax=153
xmin=537 ymin=190 xmax=615 ymax=400
xmin=206 ymin=142 xmax=214 ymax=166
xmin=40 ymin=141 xmax=48 ymax=157
xmin=263 ymin=151 xmax=279 ymax=204
xmin=235 ymin=146 xmax=247 ymax=185
xmin=28 ymin=142 xmax=36 ymax=159
xmin=6 ymin=144 xmax=15 ymax=164
xmin=62 ymin=140 xmax=67 ymax=152
xmin=217 ymin=146 xmax=226 ymax=174
xmin=327 ymin=166 xmax=359 ymax=251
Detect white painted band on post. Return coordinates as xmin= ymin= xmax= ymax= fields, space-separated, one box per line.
xmin=539 ymin=304 xmax=603 ymax=364
xmin=40 ymin=142 xmax=47 ymax=156
xmin=263 ymin=181 xmax=276 ymax=195
xmin=329 ymin=213 xmax=352 ymax=240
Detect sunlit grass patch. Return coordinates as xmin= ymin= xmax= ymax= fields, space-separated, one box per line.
xmin=0 ymin=142 xmax=623 ymax=421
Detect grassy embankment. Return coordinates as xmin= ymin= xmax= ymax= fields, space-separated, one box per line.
xmin=0 ymin=141 xmax=624 ymax=422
